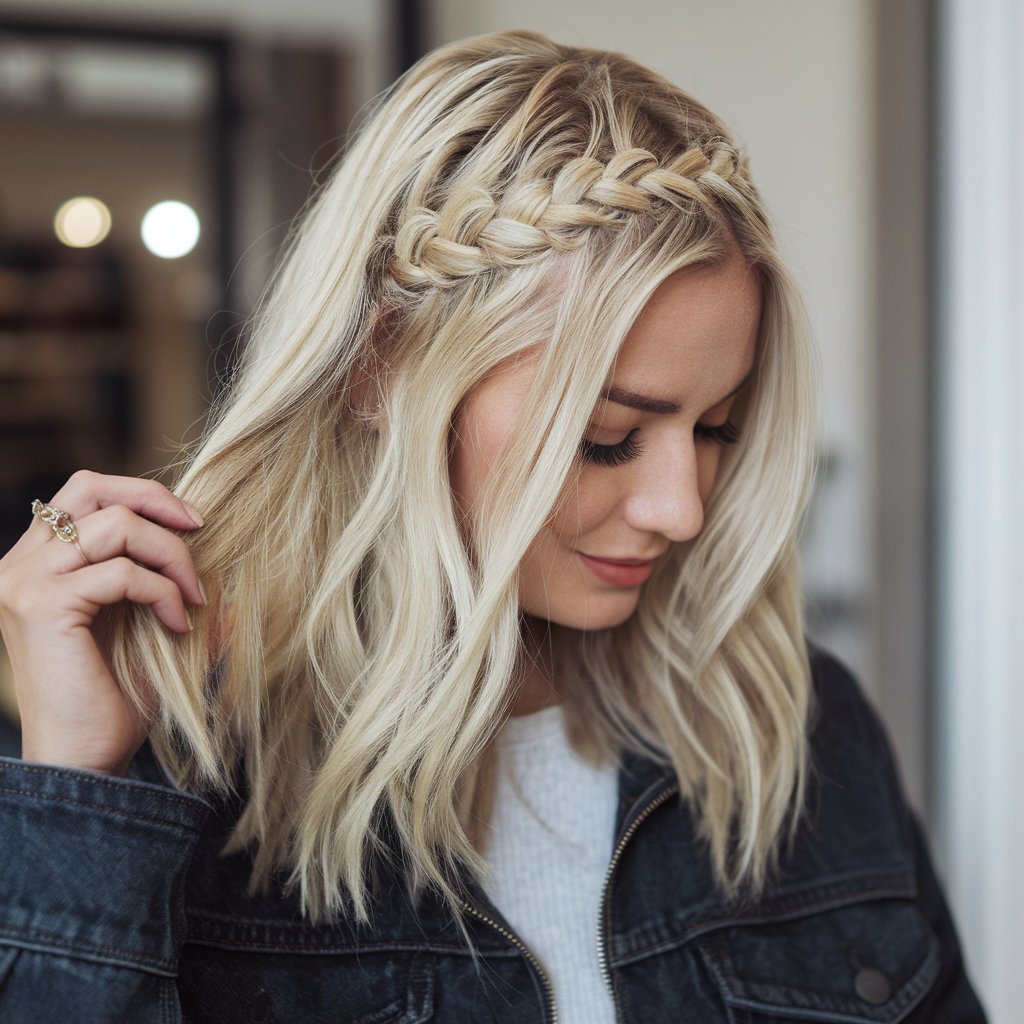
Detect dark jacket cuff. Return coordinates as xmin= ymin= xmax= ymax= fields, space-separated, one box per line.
xmin=0 ymin=755 xmax=209 ymax=974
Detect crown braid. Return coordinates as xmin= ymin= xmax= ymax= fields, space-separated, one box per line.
xmin=389 ymin=141 xmax=750 ymax=290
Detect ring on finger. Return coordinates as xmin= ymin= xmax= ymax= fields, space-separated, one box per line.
xmin=31 ymin=498 xmax=90 ymax=567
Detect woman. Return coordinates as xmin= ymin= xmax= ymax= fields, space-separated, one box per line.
xmin=0 ymin=30 xmax=985 ymax=1023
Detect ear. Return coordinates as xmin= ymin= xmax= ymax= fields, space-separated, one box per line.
xmin=347 ymin=306 xmax=400 ymax=430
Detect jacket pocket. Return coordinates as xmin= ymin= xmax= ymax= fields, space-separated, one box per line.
xmin=695 ymin=898 xmax=940 ymax=1023
xmin=347 ymin=956 xmax=434 ymax=1024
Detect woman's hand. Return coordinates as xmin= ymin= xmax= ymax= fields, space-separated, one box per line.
xmin=0 ymin=470 xmax=206 ymax=777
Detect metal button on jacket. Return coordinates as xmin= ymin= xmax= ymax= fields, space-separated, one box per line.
xmin=855 ymin=966 xmax=894 ymax=1005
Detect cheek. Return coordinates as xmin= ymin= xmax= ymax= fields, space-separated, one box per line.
xmin=697 ymin=446 xmax=725 ymax=503
xmin=544 ymin=467 xmax=617 ymax=542
xmin=449 ymin=410 xmax=508 ymax=517
xmin=448 ymin=363 xmax=538 ymax=519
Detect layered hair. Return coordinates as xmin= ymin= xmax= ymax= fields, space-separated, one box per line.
xmin=111 ymin=30 xmax=818 ymax=929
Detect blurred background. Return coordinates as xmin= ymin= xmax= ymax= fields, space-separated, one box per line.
xmin=0 ymin=1 xmax=1018 ymax=1019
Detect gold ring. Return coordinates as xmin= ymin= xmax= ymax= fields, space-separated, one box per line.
xmin=31 ymin=499 xmax=90 ymax=566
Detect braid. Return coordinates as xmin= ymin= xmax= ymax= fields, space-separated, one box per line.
xmin=389 ymin=141 xmax=750 ymax=290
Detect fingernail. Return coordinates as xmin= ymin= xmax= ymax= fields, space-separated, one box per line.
xmin=183 ymin=501 xmax=205 ymax=527
xmin=185 ymin=610 xmax=194 ymax=631
xmin=198 ymin=578 xmax=208 ymax=605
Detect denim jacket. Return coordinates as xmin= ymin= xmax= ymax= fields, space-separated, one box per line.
xmin=0 ymin=647 xmax=987 ymax=1023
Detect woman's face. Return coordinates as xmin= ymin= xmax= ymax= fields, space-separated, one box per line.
xmin=449 ymin=244 xmax=761 ymax=632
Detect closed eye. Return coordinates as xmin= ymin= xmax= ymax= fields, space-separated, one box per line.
xmin=695 ymin=419 xmax=741 ymax=445
xmin=580 ymin=419 xmax=740 ymax=468
xmin=579 ymin=429 xmax=643 ymax=467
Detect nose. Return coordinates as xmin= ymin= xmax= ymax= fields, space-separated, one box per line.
xmin=622 ymin=440 xmax=705 ymax=543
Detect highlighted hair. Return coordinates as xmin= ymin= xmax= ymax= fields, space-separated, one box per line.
xmin=111 ymin=30 xmax=818 ymax=930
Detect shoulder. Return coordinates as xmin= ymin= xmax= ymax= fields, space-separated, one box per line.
xmin=791 ymin=641 xmax=917 ymax=880
xmin=696 ymin=644 xmax=988 ymax=1022
xmin=805 ymin=640 xmax=904 ymax=792
xmin=806 ymin=639 xmax=882 ymax=727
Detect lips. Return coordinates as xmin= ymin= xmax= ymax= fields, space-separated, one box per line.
xmin=577 ymin=551 xmax=661 ymax=587
xmin=584 ymin=555 xmax=659 ymax=566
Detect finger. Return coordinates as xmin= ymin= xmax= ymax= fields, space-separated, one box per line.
xmin=41 ymin=504 xmax=205 ymax=607
xmin=25 ymin=471 xmax=203 ymax=551
xmin=64 ymin=556 xmax=192 ymax=634
xmin=52 ymin=469 xmax=205 ymax=527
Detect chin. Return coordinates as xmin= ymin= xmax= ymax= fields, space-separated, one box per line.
xmin=527 ymin=590 xmax=643 ymax=632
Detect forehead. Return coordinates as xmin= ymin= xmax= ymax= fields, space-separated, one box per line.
xmin=611 ymin=250 xmax=762 ymax=404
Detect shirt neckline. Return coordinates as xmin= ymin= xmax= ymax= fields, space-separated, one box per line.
xmin=497 ymin=702 xmax=566 ymax=747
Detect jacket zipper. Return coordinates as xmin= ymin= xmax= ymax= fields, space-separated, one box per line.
xmin=596 ymin=781 xmax=680 ymax=1018
xmin=458 ymin=896 xmax=559 ymax=1024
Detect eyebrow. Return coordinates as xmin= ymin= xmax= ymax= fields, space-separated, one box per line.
xmin=600 ymin=366 xmax=755 ymax=415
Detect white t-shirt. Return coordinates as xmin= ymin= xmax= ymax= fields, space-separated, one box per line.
xmin=481 ymin=703 xmax=619 ymax=1024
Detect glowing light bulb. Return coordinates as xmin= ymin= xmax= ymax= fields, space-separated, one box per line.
xmin=141 ymin=200 xmax=200 ymax=259
xmin=54 ymin=196 xmax=112 ymax=248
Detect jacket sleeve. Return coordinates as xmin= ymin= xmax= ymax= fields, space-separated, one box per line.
xmin=867 ymin=710 xmax=988 ymax=1022
xmin=811 ymin=646 xmax=989 ymax=1023
xmin=904 ymin=807 xmax=989 ymax=1022
xmin=0 ymin=753 xmax=210 ymax=1024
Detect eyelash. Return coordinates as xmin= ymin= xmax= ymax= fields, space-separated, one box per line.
xmin=579 ymin=420 xmax=741 ymax=467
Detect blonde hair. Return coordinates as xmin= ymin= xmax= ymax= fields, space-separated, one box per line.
xmin=111 ymin=30 xmax=818 ymax=931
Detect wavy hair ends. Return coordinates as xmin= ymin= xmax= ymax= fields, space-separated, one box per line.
xmin=107 ymin=29 xmax=818 ymax=929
